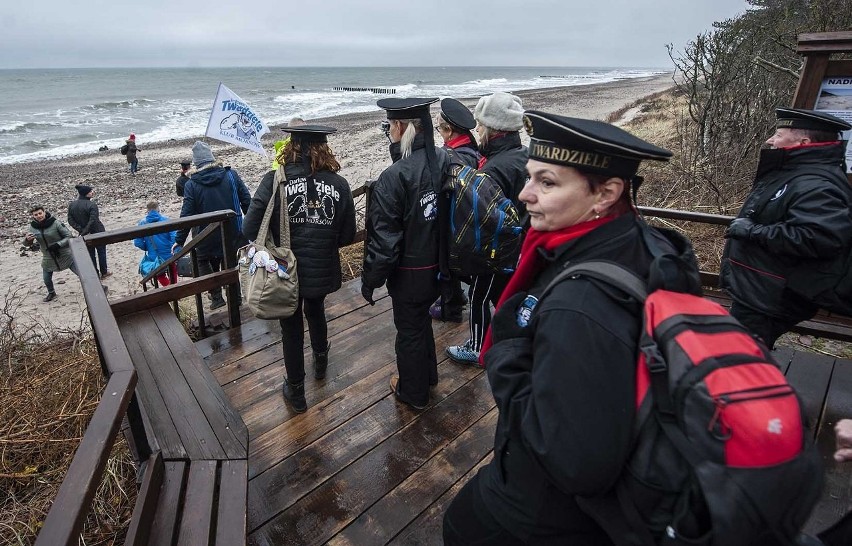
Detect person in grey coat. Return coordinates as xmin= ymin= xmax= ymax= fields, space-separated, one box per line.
xmin=68 ymin=184 xmax=110 ymax=279
xmin=25 ymin=205 xmax=78 ymax=302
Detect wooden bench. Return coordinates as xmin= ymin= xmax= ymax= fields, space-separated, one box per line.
xmin=117 ymin=304 xmax=249 ymax=545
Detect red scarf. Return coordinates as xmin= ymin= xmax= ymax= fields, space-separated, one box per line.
xmin=446 ymin=134 xmax=473 ymax=149
xmin=479 ymin=215 xmax=615 ymax=364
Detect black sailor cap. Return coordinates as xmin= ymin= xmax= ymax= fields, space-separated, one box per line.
xmin=523 ymin=110 xmax=672 ymax=178
xmin=377 ymin=97 xmax=439 ymax=119
xmin=280 ymin=124 xmax=337 ymax=143
xmin=439 ymin=98 xmax=476 ymax=130
xmin=775 ymin=107 xmax=851 ymax=133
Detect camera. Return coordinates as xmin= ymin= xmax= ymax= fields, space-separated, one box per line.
xmin=380 ymin=120 xmax=390 ymax=136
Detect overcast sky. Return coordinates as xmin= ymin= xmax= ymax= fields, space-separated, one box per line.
xmin=0 ymin=0 xmax=751 ymax=69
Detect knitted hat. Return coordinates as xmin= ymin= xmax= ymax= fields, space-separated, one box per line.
xmin=75 ymin=184 xmax=93 ymax=197
xmin=474 ymin=92 xmax=524 ymax=131
xmin=192 ymin=141 xmax=215 ymax=167
xmin=129 ymin=133 xmax=136 ymax=140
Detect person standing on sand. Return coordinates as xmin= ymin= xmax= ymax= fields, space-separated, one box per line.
xmin=125 ymin=133 xmax=139 ymax=175
xmin=24 ymin=205 xmax=78 ymax=302
xmin=67 ymin=184 xmax=111 ymax=279
xmin=175 ymin=160 xmax=191 ymax=197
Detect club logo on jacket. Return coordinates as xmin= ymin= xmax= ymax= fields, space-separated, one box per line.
xmin=287 ymin=177 xmax=340 ymax=226
xmin=769 ymin=184 xmax=787 ymax=201
xmin=421 ymin=190 xmax=437 ymax=221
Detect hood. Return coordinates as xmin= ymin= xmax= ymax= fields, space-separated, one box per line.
xmin=144 ymin=210 xmax=168 ymax=223
xmin=190 ymin=163 xmax=227 ymax=186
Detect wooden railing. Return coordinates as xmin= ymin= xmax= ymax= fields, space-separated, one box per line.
xmin=36 ymin=210 xmax=242 ymax=545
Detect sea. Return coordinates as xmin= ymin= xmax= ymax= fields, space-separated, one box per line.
xmin=0 ymin=66 xmax=667 ymax=165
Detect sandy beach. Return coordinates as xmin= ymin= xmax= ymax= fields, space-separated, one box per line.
xmin=0 ymin=73 xmax=674 ymax=329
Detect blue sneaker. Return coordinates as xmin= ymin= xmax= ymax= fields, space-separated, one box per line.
xmin=446 ymin=340 xmax=482 ymax=367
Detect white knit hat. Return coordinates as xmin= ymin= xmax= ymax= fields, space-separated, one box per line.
xmin=474 ymin=92 xmax=524 ymax=131
xmin=192 ymin=141 xmax=215 ymax=167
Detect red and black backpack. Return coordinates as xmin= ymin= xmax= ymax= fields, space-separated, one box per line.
xmin=544 ymin=260 xmax=823 ymax=546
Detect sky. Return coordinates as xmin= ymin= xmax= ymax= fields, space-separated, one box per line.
xmin=0 ymin=0 xmax=752 ymax=69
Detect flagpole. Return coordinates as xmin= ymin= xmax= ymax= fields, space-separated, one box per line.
xmin=204 ymin=83 xmax=222 ymax=145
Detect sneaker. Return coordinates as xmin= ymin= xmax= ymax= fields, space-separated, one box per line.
xmin=43 ymin=292 xmax=57 ymax=302
xmin=389 ymin=376 xmax=427 ymax=410
xmin=210 ymin=299 xmax=226 ymax=310
xmin=429 ymin=301 xmax=463 ymax=323
xmin=446 ymin=340 xmax=482 ymax=367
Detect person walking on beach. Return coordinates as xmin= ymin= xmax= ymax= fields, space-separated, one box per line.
xmin=720 ymin=108 xmax=852 ymax=349
xmin=25 ymin=205 xmax=78 ymax=302
xmin=67 ymin=184 xmax=111 ymax=279
xmin=134 ymin=200 xmax=178 ymax=286
xmin=361 ymin=97 xmax=449 ymax=410
xmin=445 ymin=92 xmax=528 ymax=366
xmin=429 ymin=97 xmax=480 ymax=323
xmin=243 ymin=125 xmax=355 ymax=413
xmin=123 ymin=133 xmax=139 ymax=175
xmin=175 ymin=160 xmax=191 ymax=197
xmin=173 ymin=141 xmax=251 ymax=310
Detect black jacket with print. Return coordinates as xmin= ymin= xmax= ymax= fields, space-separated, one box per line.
xmin=243 ymin=162 xmax=356 ymax=299
xmin=362 ymin=134 xmax=449 ymax=290
xmin=720 ymin=142 xmax=852 ymax=319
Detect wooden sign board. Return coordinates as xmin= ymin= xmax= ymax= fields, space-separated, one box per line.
xmin=793 ymin=31 xmax=852 ymax=179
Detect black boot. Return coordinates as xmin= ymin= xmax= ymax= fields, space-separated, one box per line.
xmin=313 ymin=344 xmax=330 ymax=380
xmin=282 ymin=378 xmax=307 ymax=413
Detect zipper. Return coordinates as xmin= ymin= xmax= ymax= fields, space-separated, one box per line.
xmin=707 ymin=384 xmax=794 ymax=437
xmin=472 ymin=177 xmax=481 ymax=251
xmin=491 ymin=202 xmax=508 ymax=259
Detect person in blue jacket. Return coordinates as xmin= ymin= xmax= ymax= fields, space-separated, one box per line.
xmin=134 ymin=200 xmax=177 ymax=286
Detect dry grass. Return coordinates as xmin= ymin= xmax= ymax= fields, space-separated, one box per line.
xmin=0 ymin=289 xmax=136 ymax=545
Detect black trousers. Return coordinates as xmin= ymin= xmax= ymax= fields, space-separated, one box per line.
xmin=444 ymin=470 xmax=614 ymax=546
xmin=388 ymin=269 xmax=439 ymax=407
xmin=279 ymin=296 xmax=328 ymax=384
xmin=729 ymin=300 xmax=816 ymax=350
xmin=88 ymin=245 xmax=108 ymax=276
xmin=468 ymin=273 xmax=510 ymax=350
xmin=439 ymin=276 xmax=467 ymax=319
xmin=198 ymin=256 xmax=224 ymax=303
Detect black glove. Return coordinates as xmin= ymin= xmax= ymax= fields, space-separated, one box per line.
xmin=491 ymin=292 xmax=535 ymax=342
xmin=361 ymin=283 xmax=375 ymax=306
xmin=48 ymin=242 xmax=61 ymax=253
xmin=724 ymin=218 xmax=756 ymax=240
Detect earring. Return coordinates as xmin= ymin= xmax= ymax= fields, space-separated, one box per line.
xmin=594 ymin=211 xmax=600 ymax=219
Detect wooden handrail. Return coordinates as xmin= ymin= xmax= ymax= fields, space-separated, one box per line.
xmin=114 ymin=270 xmax=239 ymax=317
xmin=35 ymin=371 xmax=137 ymax=546
xmin=69 ymin=238 xmax=136 ymax=374
xmin=140 ymin=223 xmax=219 ymax=286
xmin=82 ymin=210 xmax=236 ymax=247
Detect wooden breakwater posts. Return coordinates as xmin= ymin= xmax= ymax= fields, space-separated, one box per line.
xmin=333 ymin=86 xmax=396 ymax=94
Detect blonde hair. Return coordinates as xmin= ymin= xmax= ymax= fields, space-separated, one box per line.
xmin=398 ymin=118 xmax=422 ymax=159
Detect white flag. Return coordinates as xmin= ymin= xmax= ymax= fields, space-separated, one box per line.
xmin=205 ymin=83 xmax=269 ymax=157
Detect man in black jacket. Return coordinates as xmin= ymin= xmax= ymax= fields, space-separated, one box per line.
xmin=174 ymin=141 xmax=251 ymax=310
xmin=67 ymin=184 xmax=111 ymax=279
xmin=362 ymin=97 xmax=449 ymax=410
xmin=175 ymin=160 xmax=191 ymax=197
xmin=721 ymin=108 xmax=852 ymax=349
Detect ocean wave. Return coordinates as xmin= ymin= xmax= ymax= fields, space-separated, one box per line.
xmin=0 ymin=121 xmax=63 ymax=134
xmin=80 ymin=98 xmax=158 ymax=111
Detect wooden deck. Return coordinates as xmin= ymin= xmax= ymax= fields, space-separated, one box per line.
xmin=194 ymin=279 xmax=852 ymax=546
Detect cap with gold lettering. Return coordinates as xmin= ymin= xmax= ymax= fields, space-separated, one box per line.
xmin=775 ymin=107 xmax=851 ymax=134
xmin=523 ymin=110 xmax=672 ymax=178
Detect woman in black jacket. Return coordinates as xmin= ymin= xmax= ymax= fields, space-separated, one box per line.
xmin=442 ymin=111 xmax=699 ymax=544
xmin=446 ymin=92 xmax=528 ymax=366
xmin=243 ymin=125 xmax=355 ymax=413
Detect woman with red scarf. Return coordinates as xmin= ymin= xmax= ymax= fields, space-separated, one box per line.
xmin=442 ymin=111 xmax=700 ymax=545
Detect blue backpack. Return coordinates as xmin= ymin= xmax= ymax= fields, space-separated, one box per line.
xmin=443 ymin=164 xmax=523 ymax=276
